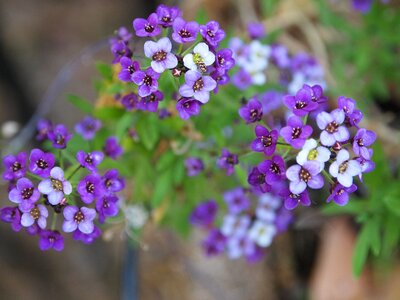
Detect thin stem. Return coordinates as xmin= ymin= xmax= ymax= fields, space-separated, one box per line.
xmin=303 ymin=114 xmax=309 ymax=124
xmin=58 ymin=149 xmax=64 ymax=169
xmin=26 ymin=172 xmax=43 ymax=181
xmin=177 ymin=43 xmax=183 ymax=55
xmin=67 ymin=165 xmax=82 ymax=181
xmin=322 ymin=169 xmax=334 ymax=184
xmin=51 ymin=212 xmax=58 ymax=230
xmin=181 ymin=43 xmax=196 ymax=56
xmin=282 ymin=148 xmax=291 ymax=159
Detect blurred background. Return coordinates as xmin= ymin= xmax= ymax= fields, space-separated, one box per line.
xmin=0 ymin=0 xmax=399 ymax=299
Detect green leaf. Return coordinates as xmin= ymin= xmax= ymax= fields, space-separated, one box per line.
xmin=383 ymin=186 xmax=400 ymax=216
xmin=382 ymin=213 xmax=400 ymax=257
xmin=235 ymin=164 xmax=248 ymax=187
xmin=94 ymin=106 xmax=125 ymax=121
xmin=352 ymin=223 xmax=371 ymax=277
xmin=151 ymin=169 xmax=173 ymax=207
xmin=136 ymin=114 xmax=160 ymax=150
xmin=67 ymin=94 xmax=94 ymax=114
xmin=95 ymin=62 xmax=113 ymax=81
xmin=172 ymin=159 xmax=185 ymax=185
xmin=116 ymin=113 xmax=135 ymax=140
xmin=156 ymin=151 xmax=176 ymax=172
xmin=322 ymin=200 xmax=368 ymax=216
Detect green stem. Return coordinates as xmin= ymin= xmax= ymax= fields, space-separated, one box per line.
xmin=67 ymin=165 xmax=82 ymax=181
xmin=322 ymin=169 xmax=334 ymax=184
xmin=181 ymin=43 xmax=196 ymax=56
xmin=58 ymin=150 xmax=64 ymax=169
xmin=282 ymin=148 xmax=291 ymax=159
xmin=303 ymin=114 xmax=309 ymax=124
xmin=26 ymin=172 xmax=43 ymax=181
xmin=177 ymin=43 xmax=183 ymax=55
xmin=51 ymin=212 xmax=58 ymax=230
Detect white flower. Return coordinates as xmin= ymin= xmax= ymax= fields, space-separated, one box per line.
xmin=124 ymin=204 xmax=148 ymax=229
xmin=296 ymin=139 xmax=331 ymax=172
xmin=329 ymin=149 xmax=362 ymax=187
xmin=256 ymin=193 xmax=281 ymax=222
xmin=248 ymin=220 xmax=276 ymax=247
xmin=221 ymin=214 xmax=250 ymax=237
xmin=183 ymin=42 xmax=215 ymax=72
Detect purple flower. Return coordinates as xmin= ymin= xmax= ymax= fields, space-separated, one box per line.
xmin=251 ymin=125 xmax=278 ymax=156
xmin=3 ymin=152 xmax=27 ymax=181
xmin=296 ymin=139 xmax=331 ymax=172
xmin=353 ymin=128 xmax=376 ymax=159
xmin=247 ymin=166 xmax=272 ymax=193
xmin=39 ymin=230 xmax=64 ymax=251
xmin=77 ymin=174 xmax=104 ymax=204
xmin=202 ymin=229 xmax=226 ymax=256
xmin=36 ymin=119 xmax=52 ymax=141
xmin=352 ymin=0 xmax=373 ymax=13
xmin=316 ymin=109 xmax=350 ymax=147
xmin=286 ymin=161 xmax=324 ymax=194
xmin=103 ymin=136 xmax=123 ymax=160
xmin=221 ymin=215 xmax=250 ymax=237
xmin=215 ymin=49 xmax=235 ymax=70
xmin=338 ymin=96 xmax=363 ymax=127
xmin=118 ymin=57 xmax=140 ymax=82
xmin=48 ymin=124 xmax=72 ymax=149
xmin=281 ymin=188 xmax=311 ymax=210
xmin=111 ymin=41 xmax=132 ymax=64
xmin=76 ymin=150 xmax=104 ymax=171
xmin=110 ymin=26 xmax=132 ymax=44
xmin=73 ymin=225 xmax=101 ymax=244
xmin=270 ymin=44 xmax=290 ymax=69
xmin=133 ymin=13 xmax=161 ymax=37
xmin=29 ymin=149 xmax=55 ymax=178
xmin=238 ymin=98 xmax=263 ymax=124
xmin=96 ymin=195 xmax=119 ymax=223
xmin=9 ymin=178 xmax=40 ymax=212
xmin=200 ymin=21 xmax=225 ymax=48
xmin=327 ymin=183 xmax=357 ymax=206
xmin=259 ymin=155 xmax=286 ymax=185
xmin=227 ymin=235 xmax=261 ymax=261
xmin=144 ymin=37 xmax=178 ymax=73
xmin=75 ymin=116 xmax=102 ymax=140
xmin=275 ymin=207 xmax=293 ymax=233
xmin=0 ymin=206 xmax=22 ymax=232
xmin=223 ymin=187 xmax=250 ymax=215
xmin=176 ymin=98 xmax=202 ymax=120
xmin=121 ymin=93 xmax=139 ymax=111
xmin=132 ymin=67 xmax=160 ymax=97
xmin=247 ymin=22 xmax=266 ymax=39
xmin=62 ymin=206 xmax=96 ymax=234
xmin=280 ymin=116 xmax=313 ymax=149
xmin=172 ymin=17 xmax=199 ymax=44
xmin=232 ymin=69 xmax=252 ymax=90
xmin=357 ymin=155 xmax=375 ymax=182
xmin=259 ymin=90 xmax=283 ymax=114
xmin=283 ymin=87 xmax=319 ymax=116
xmin=137 ymin=91 xmax=164 ymax=112
xmin=102 ymin=169 xmax=125 ymax=194
xmin=329 ymin=149 xmax=362 ymax=188
xmin=255 ymin=193 xmax=281 ymax=222
xmin=185 ymin=157 xmax=204 ymax=176
xmin=156 ymin=4 xmax=181 ymax=27
xmin=210 ymin=68 xmax=230 ymax=93
xmin=21 ymin=204 xmax=48 ymax=229
xmin=216 ymin=148 xmax=238 ymax=176
xmin=304 ymin=84 xmax=327 ymax=104
xmin=189 ymin=199 xmax=218 ymax=228
xmin=38 ymin=167 xmax=72 ymax=205
xmin=179 ymin=71 xmax=216 ymax=103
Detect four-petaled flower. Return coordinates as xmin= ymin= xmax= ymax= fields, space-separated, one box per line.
xmin=283 ymin=87 xmax=318 ymax=116
xmin=29 ymin=149 xmax=55 ymax=178
xmin=286 ymin=161 xmax=324 ymax=194
xmin=76 ymin=150 xmax=104 ymax=172
xmin=9 ymin=178 xmax=40 ymax=212
xmin=251 ymin=125 xmax=278 ymax=156
xmin=132 ymin=67 xmax=160 ymax=97
xmin=280 ymin=116 xmax=313 ymax=149
xmin=133 ymin=13 xmax=161 ymax=37
xmin=176 ymin=98 xmax=202 ymax=120
xmin=172 ymin=17 xmax=199 ymax=43
xmin=329 ymin=149 xmax=362 ymax=187
xmin=179 ymin=70 xmax=216 ymax=103
xmin=38 ymin=167 xmax=72 ymax=205
xmin=238 ymin=98 xmax=263 ymax=124
xmin=296 ymin=139 xmax=331 ymax=172
xmin=200 ymin=21 xmax=225 ymax=48
xmin=62 ymin=205 xmax=96 ymax=234
xmin=3 ymin=152 xmax=27 ymax=181
xmin=183 ymin=42 xmax=215 ymax=73
xmin=75 ymin=116 xmax=101 ymax=140
xmin=144 ymin=37 xmax=178 ymax=73
xmin=316 ymin=109 xmax=350 ymax=146
xmin=217 ymin=148 xmax=238 ymax=176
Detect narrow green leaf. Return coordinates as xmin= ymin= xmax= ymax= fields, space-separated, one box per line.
xmin=156 ymin=151 xmax=176 ymax=172
xmin=352 ymin=224 xmax=371 ymax=277
xmin=151 ymin=169 xmax=173 ymax=207
xmin=67 ymin=94 xmax=94 ymax=114
xmin=95 ymin=62 xmax=113 ymax=81
xmin=116 ymin=113 xmax=135 ymax=140
xmin=94 ymin=106 xmax=125 ymax=121
xmin=136 ymin=114 xmax=159 ymax=150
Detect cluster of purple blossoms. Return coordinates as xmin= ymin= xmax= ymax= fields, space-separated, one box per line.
xmin=109 ymin=4 xmax=235 ymax=120
xmin=1 ymin=118 xmax=126 ymax=251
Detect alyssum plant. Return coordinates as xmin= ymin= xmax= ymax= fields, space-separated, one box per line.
xmin=1 ymin=4 xmax=376 ymax=265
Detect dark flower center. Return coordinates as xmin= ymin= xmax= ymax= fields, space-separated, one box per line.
xmin=22 ymin=187 xmax=34 ymax=200
xmin=207 ymin=29 xmax=215 ymax=37
xmin=30 ymin=207 xmax=40 ymax=220
xmin=339 ymin=161 xmax=348 ymax=174
xmin=105 ymin=178 xmax=113 ymax=188
xmin=143 ymin=75 xmax=152 ymax=86
xmin=257 ymin=173 xmax=265 ymax=184
xmin=289 ymin=193 xmax=300 ymax=199
xmin=261 ymin=135 xmax=272 ymax=147
xmin=250 ymin=109 xmax=261 ymax=121
xmin=357 ymin=138 xmax=364 ymax=147
xmin=152 ymin=50 xmax=167 ymax=62
xmin=56 ymin=134 xmax=65 ymax=145
xmin=218 ymin=55 xmax=225 ymax=65
xmin=193 ymin=78 xmax=204 ymax=92
xmin=12 ymin=162 xmax=22 ymax=172
xmin=270 ymin=163 xmax=280 ymax=174
xmin=149 ymin=93 xmax=157 ymax=102
xmin=51 ymin=178 xmax=64 ymax=191
xmin=336 ymin=188 xmax=345 ymax=195
xmin=162 ymin=16 xmax=172 ymax=23
xmin=86 ymin=182 xmax=95 ymax=194
xmin=292 ymin=127 xmax=302 ymax=139
xmin=144 ymin=24 xmax=154 ymax=33
xmin=128 ymin=65 xmax=135 ymax=73
xmin=183 ymin=102 xmax=191 ymax=109
xmin=85 ymin=155 xmax=93 ymax=164
xmin=325 ymin=121 xmax=339 ymax=133
xmin=103 ymin=200 xmax=110 ymax=209
xmin=36 ymin=159 xmax=48 ymax=169
xmin=299 ymin=168 xmax=311 ymax=182
xmin=179 ymin=29 xmax=191 ymax=38
xmin=74 ymin=211 xmax=84 ymax=223
xmin=295 ymin=101 xmax=306 ymax=109
xmin=226 ymin=155 xmax=236 ymax=165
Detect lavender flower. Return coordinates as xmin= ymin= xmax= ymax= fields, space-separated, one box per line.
xmin=232 ymin=69 xmax=252 ymax=90
xmin=132 ymin=67 xmax=160 ymax=97
xmin=156 ymin=4 xmax=181 ymax=27
xmin=184 ymin=157 xmax=204 ymax=176
xmin=73 ymin=225 xmax=101 ymax=244
xmin=316 ymin=109 xmax=350 ymax=147
xmin=338 ymin=96 xmax=363 ymax=127
xmin=280 ymin=116 xmax=313 ymax=148
xmin=251 ymin=125 xmax=278 ymax=156
xmin=328 ymin=182 xmax=357 ymax=206
xmin=111 ymin=41 xmax=132 ymax=64
xmin=210 ymin=68 xmax=229 ymax=93
xmin=353 ymin=128 xmax=376 ymax=159
xmin=215 ymin=49 xmax=235 ymax=71
xmin=137 ymin=91 xmax=164 ymax=112
xmin=176 ymin=98 xmax=202 ymax=119
xmin=248 ymin=166 xmax=272 ymax=193
xmin=223 ymin=187 xmax=250 ymax=215
xmin=270 ymin=44 xmax=290 ymax=69
xmin=216 ymin=148 xmax=238 ymax=176
xmin=221 ymin=215 xmax=250 ymax=237
xmin=200 ymin=21 xmax=225 ymax=48
xmin=96 ymin=195 xmax=119 ymax=223
xmin=121 ymin=93 xmax=139 ymax=111
xmin=248 ymin=220 xmax=276 ymax=247
xmin=189 ymin=199 xmax=218 ymax=228
xmin=238 ymin=98 xmax=263 ymax=124
xmin=110 ymin=26 xmax=132 ymax=44
xmin=255 ymin=193 xmax=281 ymax=222
xmin=9 ymin=178 xmax=40 ymax=212
xmin=48 ymin=124 xmax=72 ymax=149
xmin=259 ymin=90 xmax=283 ymax=114
xmin=38 ymin=167 xmax=72 ymax=205
xmin=281 ymin=188 xmax=311 ymax=210
xmin=352 ymin=0 xmax=373 ymax=13
xmin=102 ymin=169 xmax=125 ymax=194
xmin=286 ymin=161 xmax=324 ymax=194
xmin=75 ymin=116 xmax=102 ymax=140
xmin=304 ymin=84 xmax=327 ymax=104
xmin=118 ymin=57 xmax=140 ymax=82
xmin=183 ymin=42 xmax=215 ymax=73
xmin=39 ymin=230 xmax=64 ymax=251
xmin=77 ymin=174 xmax=104 ymax=204
xmin=296 ymin=139 xmax=330 ymax=172
xmin=21 ymin=204 xmax=48 ymax=229
xmin=133 ymin=13 xmax=161 ymax=37
xmin=259 ymin=155 xmax=286 ymax=184
xmin=202 ymin=229 xmax=226 ymax=256
xmin=36 ymin=119 xmax=52 ymax=141
xmin=179 ymin=70 xmax=216 ymax=103
xmin=172 ymin=17 xmax=199 ymax=44
xmin=329 ymin=149 xmax=362 ymax=187
xmin=62 ymin=206 xmax=96 ymax=234
xmin=0 ymin=206 xmax=22 ymax=232
xmin=283 ymin=87 xmax=318 ymax=116
xmin=103 ymin=136 xmax=123 ymax=160
xmin=144 ymin=37 xmax=178 ymax=73
xmin=76 ymin=150 xmax=104 ymax=171
xmin=247 ymin=22 xmax=266 ymax=40
xmin=29 ymin=149 xmax=55 ymax=178
xmin=3 ymin=152 xmax=27 ymax=181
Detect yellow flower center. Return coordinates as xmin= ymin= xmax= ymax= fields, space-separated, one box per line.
xmin=307 ymin=149 xmax=318 ymax=160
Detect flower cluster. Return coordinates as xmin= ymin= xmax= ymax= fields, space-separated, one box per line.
xmin=1 ymin=117 xmax=125 ymax=251
xmin=109 ymin=4 xmax=235 ymax=120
